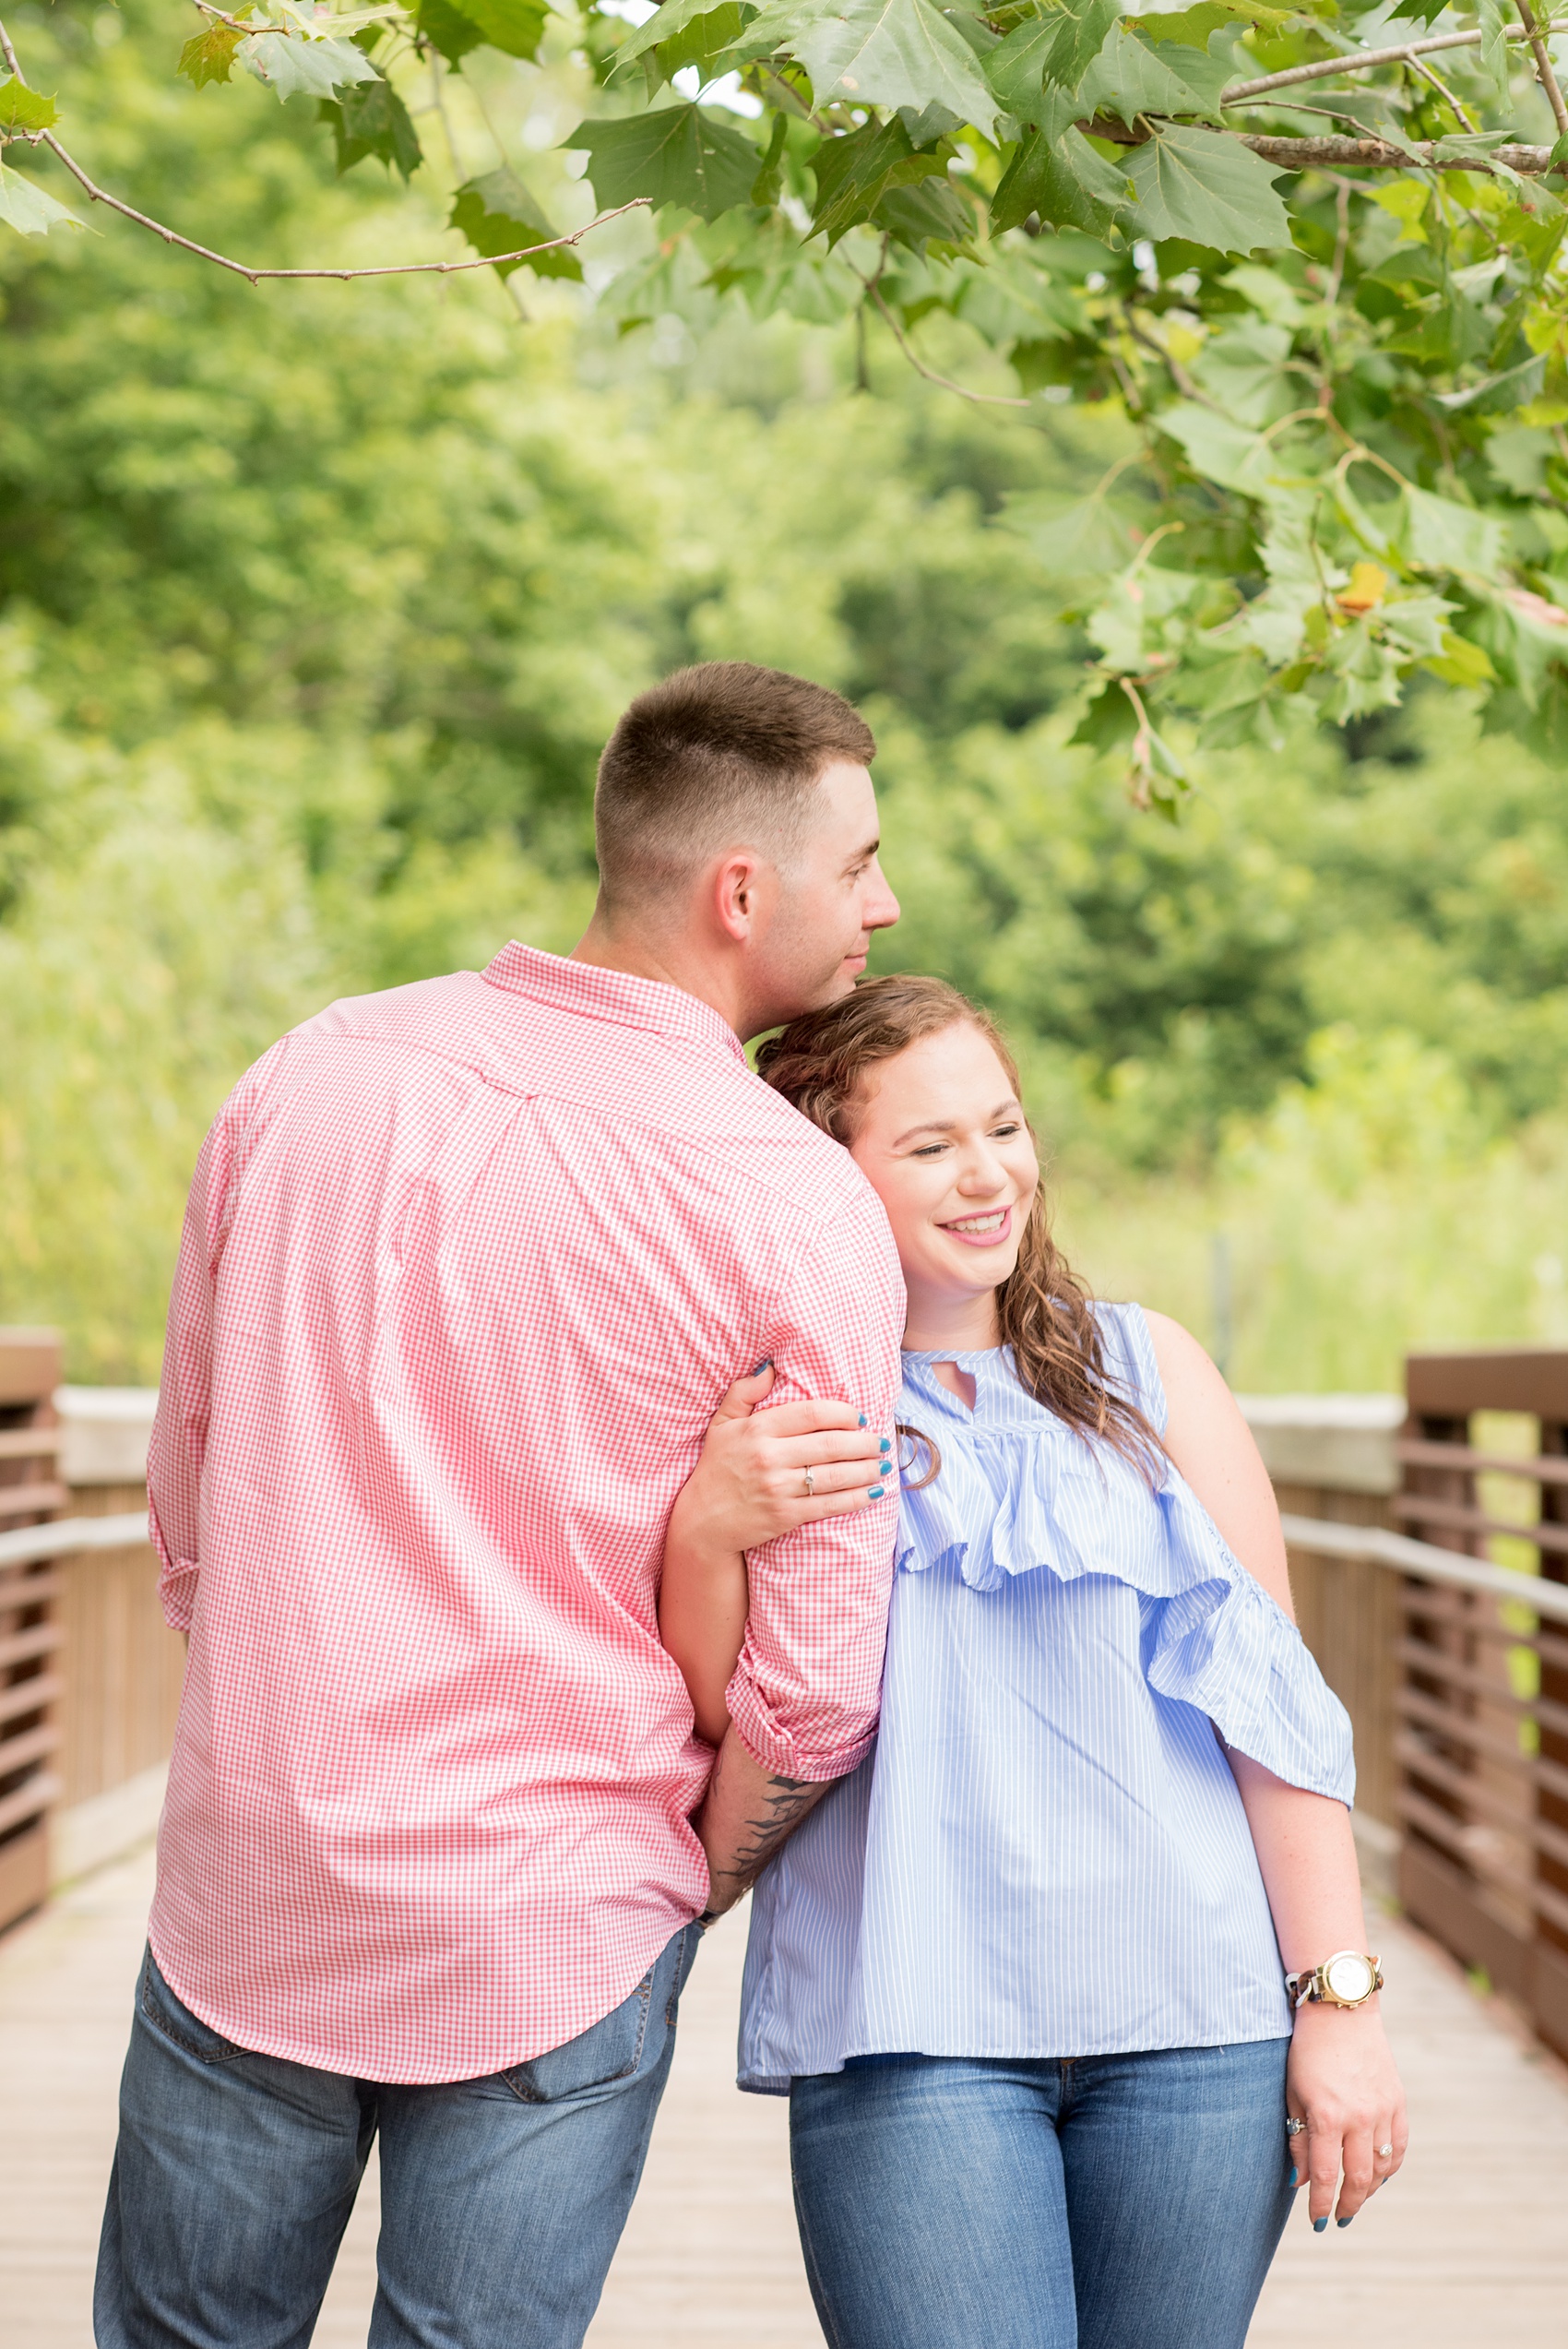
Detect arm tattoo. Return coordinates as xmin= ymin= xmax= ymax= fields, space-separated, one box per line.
xmin=699 ymin=1740 xmax=826 ymax=1916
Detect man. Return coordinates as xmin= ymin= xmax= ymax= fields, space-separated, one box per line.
xmin=97 ymin=663 xmax=905 ymax=2349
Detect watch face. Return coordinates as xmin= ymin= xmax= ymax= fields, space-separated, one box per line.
xmin=1324 ymin=1953 xmax=1374 ymax=2004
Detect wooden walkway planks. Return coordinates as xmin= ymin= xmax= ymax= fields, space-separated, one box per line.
xmin=5 ymin=1842 xmax=1567 ymax=2348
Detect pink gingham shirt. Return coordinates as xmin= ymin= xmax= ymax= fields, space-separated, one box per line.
xmin=147 ymin=945 xmax=903 ymax=2083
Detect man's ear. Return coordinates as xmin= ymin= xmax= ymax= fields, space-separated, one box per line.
xmin=712 ymin=850 xmax=769 ymax=945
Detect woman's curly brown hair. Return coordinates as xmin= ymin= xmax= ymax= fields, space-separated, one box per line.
xmin=755 ymin=973 xmax=1162 ymax=1482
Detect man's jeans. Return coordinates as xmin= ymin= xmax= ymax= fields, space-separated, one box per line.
xmin=790 ymin=2037 xmax=1294 ymax=2349
xmin=95 ymin=1927 xmax=702 ymax=2349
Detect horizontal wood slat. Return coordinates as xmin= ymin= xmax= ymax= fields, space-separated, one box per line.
xmin=0 ymin=1722 xmax=62 ymax=1778
xmin=0 ymin=1672 xmax=62 ymax=1727
xmin=0 ymin=1429 xmax=63 ymax=1462
xmin=1399 ymin=1788 xmax=1568 ymax=1943
xmin=1395 ymin=1491 xmax=1568 ymax=1557
xmin=1396 ymin=1436 xmax=1568 ymax=1489
xmin=0 ymin=1624 xmax=63 ymax=1672
xmin=0 ymin=1767 xmax=61 ymax=1840
xmin=0 ymin=1482 xmax=68 ymax=1523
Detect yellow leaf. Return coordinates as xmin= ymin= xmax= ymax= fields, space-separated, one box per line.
xmin=1336 ymin=562 xmax=1388 ymax=617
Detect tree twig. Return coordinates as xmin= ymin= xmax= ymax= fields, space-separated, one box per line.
xmin=1515 ymin=0 xmax=1568 ymax=136
xmin=29 ymin=125 xmax=647 ymax=281
xmin=1404 ymin=51 xmax=1481 ymax=133
xmin=863 ymin=278 xmax=1029 ymax=408
xmin=1222 ymin=20 xmax=1568 ymax=106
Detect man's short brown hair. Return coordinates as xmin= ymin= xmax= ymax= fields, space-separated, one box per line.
xmin=594 ymin=662 xmax=876 ymax=910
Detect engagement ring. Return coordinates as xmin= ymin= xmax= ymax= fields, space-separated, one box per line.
xmin=1285 ymin=2117 xmax=1306 ymax=2138
xmin=1376 ymin=2143 xmax=1393 ymax=2158
xmin=803 ymin=1467 xmax=814 ymax=1497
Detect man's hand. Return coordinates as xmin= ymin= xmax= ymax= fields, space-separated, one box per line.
xmin=695 ymin=1727 xmax=833 ymax=1917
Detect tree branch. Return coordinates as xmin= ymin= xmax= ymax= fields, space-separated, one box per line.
xmin=1515 ymin=0 xmax=1568 ymax=137
xmin=1239 ymin=131 xmax=1562 ymax=173
xmin=30 ymin=128 xmax=648 ymax=281
xmin=1221 ymin=19 xmax=1568 ymax=106
xmin=862 ymin=279 xmax=1029 ymax=408
xmin=1087 ymin=109 xmax=1564 ymax=172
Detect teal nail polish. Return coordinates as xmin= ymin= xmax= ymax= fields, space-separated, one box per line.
xmin=858 ymin=1414 xmax=867 ymax=1427
xmin=1288 ymin=2168 xmax=1298 ymax=2188
xmin=1313 ymin=2217 xmax=1328 ymax=2235
xmin=1336 ymin=2216 xmax=1353 ymax=2229
xmin=751 ymin=1359 xmax=770 ymax=1375
xmin=868 ymin=1485 xmax=885 ymax=1500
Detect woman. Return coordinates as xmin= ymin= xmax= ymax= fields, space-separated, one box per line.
xmin=659 ymin=974 xmax=1407 ymax=2349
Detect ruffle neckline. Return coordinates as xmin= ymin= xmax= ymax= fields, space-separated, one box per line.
xmin=893 ymin=1343 xmax=1355 ymax=1804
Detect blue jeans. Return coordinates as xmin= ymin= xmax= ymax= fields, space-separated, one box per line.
xmin=790 ymin=2038 xmax=1294 ymax=2349
xmin=95 ymin=1927 xmax=701 ymax=2349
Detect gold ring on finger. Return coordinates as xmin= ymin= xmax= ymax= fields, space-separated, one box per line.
xmin=803 ymin=1467 xmax=814 ymax=1497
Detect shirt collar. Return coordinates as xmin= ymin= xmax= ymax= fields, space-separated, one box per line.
xmin=481 ymin=942 xmax=748 ymax=1066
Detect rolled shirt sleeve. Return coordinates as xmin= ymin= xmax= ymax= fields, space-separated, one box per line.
xmin=723 ymin=1179 xmax=905 ymax=1783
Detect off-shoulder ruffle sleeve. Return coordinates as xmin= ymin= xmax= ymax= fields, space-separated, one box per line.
xmin=895 ymin=1340 xmax=1355 ymax=1805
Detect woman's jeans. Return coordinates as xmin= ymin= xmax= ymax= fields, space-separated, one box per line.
xmin=790 ymin=2038 xmax=1294 ymax=2349
xmin=95 ymin=1927 xmax=701 ymax=2349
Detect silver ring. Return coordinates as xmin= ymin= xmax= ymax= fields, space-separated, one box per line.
xmin=1376 ymin=2142 xmax=1393 ymax=2159
xmin=803 ymin=1467 xmax=814 ymax=1497
xmin=1285 ymin=2117 xmax=1306 ymax=2138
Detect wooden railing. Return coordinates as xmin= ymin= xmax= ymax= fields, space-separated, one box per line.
xmin=1274 ymin=1347 xmax=1568 ymax=2066
xmin=0 ymin=1330 xmax=64 ymax=1930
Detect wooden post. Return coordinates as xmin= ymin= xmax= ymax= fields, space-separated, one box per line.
xmin=0 ymin=1329 xmax=65 ymax=1931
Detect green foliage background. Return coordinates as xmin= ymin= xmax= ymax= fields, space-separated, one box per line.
xmin=4 ymin=0 xmax=1566 ymax=1387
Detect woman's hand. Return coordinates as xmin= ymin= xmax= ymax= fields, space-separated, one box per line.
xmin=667 ymin=1363 xmax=891 ymax=1562
xmin=659 ymin=1365 xmax=893 ymax=1747
xmin=1285 ymin=1998 xmax=1408 ymax=2227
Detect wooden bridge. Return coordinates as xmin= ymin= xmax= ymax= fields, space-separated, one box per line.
xmin=6 ymin=1338 xmax=1568 ymax=2343
xmin=3 ymin=1837 xmax=1568 ymax=2348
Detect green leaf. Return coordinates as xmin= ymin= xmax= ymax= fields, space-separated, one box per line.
xmin=1400 ymin=485 xmax=1506 ymax=576
xmin=1157 ymin=400 xmax=1274 ymax=490
xmin=616 ymin=0 xmax=755 ymax=78
xmin=1421 ymin=629 xmax=1498 ymax=687
xmin=321 ymin=71 xmax=422 ymax=179
xmin=875 ymin=173 xmax=972 ymax=248
xmin=244 ymin=30 xmax=380 ymax=102
xmin=750 ymin=106 xmax=789 ymax=206
xmin=415 ymin=0 xmax=486 ymax=66
xmin=0 ymin=76 xmax=59 ymax=131
xmin=992 ymin=111 xmax=1130 ymax=234
xmin=176 ymin=21 xmax=249 ymax=87
xmin=1128 ymin=0 xmax=1287 ymax=43
xmin=1040 ymin=0 xmax=1123 ymax=94
xmin=760 ymin=0 xmax=1001 ymax=135
xmin=456 ymin=0 xmax=551 ymax=60
xmin=1476 ymin=0 xmax=1510 ymax=97
xmin=565 ymin=104 xmax=761 ymax=221
xmin=450 ymin=167 xmax=582 ymax=275
xmin=983 ymin=15 xmax=1063 ymax=117
xmin=1002 ymin=489 xmax=1133 ymax=572
xmin=0 ymin=157 xmax=85 ymax=236
xmin=1068 ymin=675 xmax=1138 ymax=750
xmin=1076 ymin=27 xmax=1234 ymax=129
xmin=1189 ymin=318 xmax=1294 ymax=426
xmin=810 ymin=114 xmax=948 ymax=244
xmin=1123 ymin=123 xmax=1289 ymax=254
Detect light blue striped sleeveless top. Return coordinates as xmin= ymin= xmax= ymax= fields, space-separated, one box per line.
xmin=737 ymin=1304 xmax=1355 ymax=2093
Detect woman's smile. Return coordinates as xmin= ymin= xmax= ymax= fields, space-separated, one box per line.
xmin=938 ymin=1206 xmax=1013 ymax=1246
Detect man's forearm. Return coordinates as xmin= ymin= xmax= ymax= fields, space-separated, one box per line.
xmin=695 ymin=1727 xmax=835 ymax=1916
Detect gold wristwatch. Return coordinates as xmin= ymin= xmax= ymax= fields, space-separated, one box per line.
xmin=1285 ymin=1950 xmax=1384 ymax=2010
